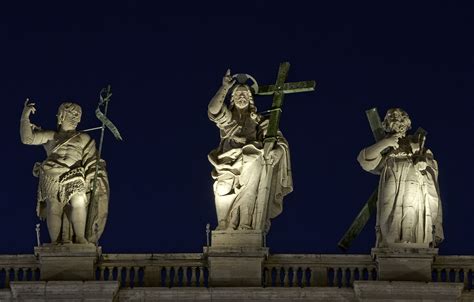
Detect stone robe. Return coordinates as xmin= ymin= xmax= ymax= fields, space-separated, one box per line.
xmin=208 ymin=105 xmax=293 ymax=231
xmin=358 ymin=137 xmax=443 ymax=247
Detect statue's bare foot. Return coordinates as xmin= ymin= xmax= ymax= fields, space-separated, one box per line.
xmin=75 ymin=236 xmax=89 ymax=244
xmin=216 ymin=220 xmax=227 ymax=230
xmin=238 ymin=225 xmax=252 ymax=230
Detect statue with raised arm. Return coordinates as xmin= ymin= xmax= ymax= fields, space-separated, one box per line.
xmin=20 ymin=99 xmax=109 ymax=244
xmin=208 ymin=70 xmax=293 ymax=231
xmin=357 ymin=108 xmax=443 ymax=248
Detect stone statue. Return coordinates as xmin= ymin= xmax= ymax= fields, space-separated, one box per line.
xmin=357 ymin=108 xmax=443 ymax=248
xmin=208 ymin=70 xmax=293 ymax=231
xmin=20 ymin=100 xmax=109 ymax=244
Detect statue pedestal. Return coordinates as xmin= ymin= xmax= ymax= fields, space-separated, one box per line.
xmin=34 ymin=244 xmax=101 ymax=281
xmin=206 ymin=230 xmax=268 ymax=287
xmin=372 ymin=246 xmax=438 ymax=281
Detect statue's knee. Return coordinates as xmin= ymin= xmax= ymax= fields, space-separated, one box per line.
xmin=69 ymin=193 xmax=87 ymax=208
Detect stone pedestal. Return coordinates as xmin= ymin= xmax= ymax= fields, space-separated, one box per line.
xmin=10 ymin=281 xmax=119 ymax=301
xmin=34 ymin=244 xmax=101 ymax=281
xmin=354 ymin=281 xmax=463 ymax=301
xmin=206 ymin=230 xmax=268 ymax=287
xmin=371 ymin=247 xmax=438 ymax=281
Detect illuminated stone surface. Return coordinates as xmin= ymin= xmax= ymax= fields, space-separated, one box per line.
xmin=207 ymin=70 xmax=292 ymax=232
xmin=20 ymin=101 xmax=109 ymax=245
xmin=357 ymin=108 xmax=443 ymax=248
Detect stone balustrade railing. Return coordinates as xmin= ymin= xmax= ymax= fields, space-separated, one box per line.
xmin=96 ymin=253 xmax=208 ymax=288
xmin=0 ymin=252 xmax=473 ymax=290
xmin=263 ymin=254 xmax=377 ymax=288
xmin=0 ymin=255 xmax=40 ymax=288
xmin=432 ymin=255 xmax=474 ymax=289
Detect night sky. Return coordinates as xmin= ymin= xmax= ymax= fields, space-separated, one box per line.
xmin=1 ymin=1 xmax=474 ymax=256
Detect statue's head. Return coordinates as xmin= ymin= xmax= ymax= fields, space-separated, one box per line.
xmin=57 ymin=102 xmax=82 ymax=130
xmin=230 ymin=84 xmax=254 ymax=110
xmin=382 ymin=108 xmax=412 ymax=135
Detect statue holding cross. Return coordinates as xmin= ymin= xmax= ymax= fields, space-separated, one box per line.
xmin=208 ymin=62 xmax=315 ymax=232
xmin=354 ymin=108 xmax=444 ymax=248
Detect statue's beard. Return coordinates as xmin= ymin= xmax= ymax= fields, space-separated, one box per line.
xmin=388 ymin=121 xmax=408 ymax=135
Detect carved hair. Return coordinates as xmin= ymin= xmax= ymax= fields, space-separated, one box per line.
xmin=382 ymin=108 xmax=412 ymax=133
xmin=229 ymin=84 xmax=261 ymax=123
xmin=57 ymin=102 xmax=82 ymax=125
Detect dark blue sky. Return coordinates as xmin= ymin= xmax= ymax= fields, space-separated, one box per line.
xmin=1 ymin=1 xmax=474 ymax=255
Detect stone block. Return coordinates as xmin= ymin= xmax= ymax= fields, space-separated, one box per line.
xmin=207 ymin=230 xmax=268 ymax=287
xmin=10 ymin=281 xmax=119 ymax=301
xmin=211 ymin=230 xmax=263 ymax=248
xmin=34 ymin=244 xmax=101 ymax=281
xmin=371 ymin=247 xmax=438 ymax=281
xmin=354 ymin=281 xmax=463 ymax=301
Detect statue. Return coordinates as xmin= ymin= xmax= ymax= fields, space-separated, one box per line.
xmin=20 ymin=99 xmax=109 ymax=244
xmin=357 ymin=108 xmax=443 ymax=248
xmin=208 ymin=70 xmax=293 ymax=231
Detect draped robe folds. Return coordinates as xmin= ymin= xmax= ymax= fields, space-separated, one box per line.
xmin=208 ymin=105 xmax=293 ymax=231
xmin=34 ymin=132 xmax=109 ymax=243
xmin=357 ymin=139 xmax=444 ymax=247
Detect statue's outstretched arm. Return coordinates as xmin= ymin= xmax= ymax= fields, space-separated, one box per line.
xmin=208 ymin=69 xmax=236 ymax=115
xmin=20 ymin=99 xmax=54 ymax=145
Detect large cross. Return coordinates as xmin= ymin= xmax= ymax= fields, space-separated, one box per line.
xmin=337 ymin=108 xmax=427 ymax=251
xmin=253 ymin=62 xmax=316 ymax=230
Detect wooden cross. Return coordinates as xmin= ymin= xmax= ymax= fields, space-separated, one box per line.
xmin=254 ymin=62 xmax=316 ymax=230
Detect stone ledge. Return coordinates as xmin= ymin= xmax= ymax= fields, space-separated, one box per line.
xmin=353 ymin=281 xmax=464 ymax=301
xmin=118 ymin=287 xmax=356 ymax=301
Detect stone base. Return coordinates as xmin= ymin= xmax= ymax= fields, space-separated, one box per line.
xmin=34 ymin=244 xmax=101 ymax=281
xmin=10 ymin=281 xmax=119 ymax=301
xmin=371 ymin=247 xmax=438 ymax=281
xmin=354 ymin=281 xmax=463 ymax=301
xmin=211 ymin=230 xmax=263 ymax=248
xmin=207 ymin=230 xmax=267 ymax=287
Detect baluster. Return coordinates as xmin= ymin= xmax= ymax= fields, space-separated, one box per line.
xmin=198 ymin=267 xmax=204 ymax=287
xmin=263 ymin=267 xmax=269 ymax=287
xmin=5 ymin=268 xmax=11 ymax=288
xmin=464 ymin=269 xmax=470 ymax=289
xmin=349 ymin=268 xmax=355 ymax=287
xmin=116 ymin=267 xmax=123 ymax=286
xmin=357 ymin=267 xmax=364 ymax=281
xmin=371 ymin=268 xmax=377 ymax=280
xmin=164 ymin=267 xmax=171 ymax=287
xmin=124 ymin=267 xmax=131 ymax=287
xmin=132 ymin=267 xmax=139 ymax=287
xmin=99 ymin=267 xmax=105 ymax=281
xmin=281 ymin=267 xmax=288 ymax=287
xmin=454 ymin=269 xmax=460 ymax=283
xmin=287 ymin=267 xmax=293 ymax=287
xmin=437 ymin=268 xmax=442 ymax=282
xmin=308 ymin=267 xmax=315 ymax=287
xmin=297 ymin=267 xmax=304 ymax=288
xmin=188 ymin=267 xmax=195 ymax=287
xmin=340 ymin=268 xmax=346 ymax=287
xmin=13 ymin=268 xmax=19 ymax=281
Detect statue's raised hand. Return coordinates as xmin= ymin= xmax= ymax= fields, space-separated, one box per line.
xmin=222 ymin=69 xmax=236 ymax=89
xmin=22 ymin=99 xmax=36 ymax=119
xmin=383 ymin=133 xmax=402 ymax=149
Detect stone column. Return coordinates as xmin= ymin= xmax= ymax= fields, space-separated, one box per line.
xmin=34 ymin=244 xmax=101 ymax=281
xmin=206 ymin=230 xmax=268 ymax=287
xmin=371 ymin=247 xmax=438 ymax=281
